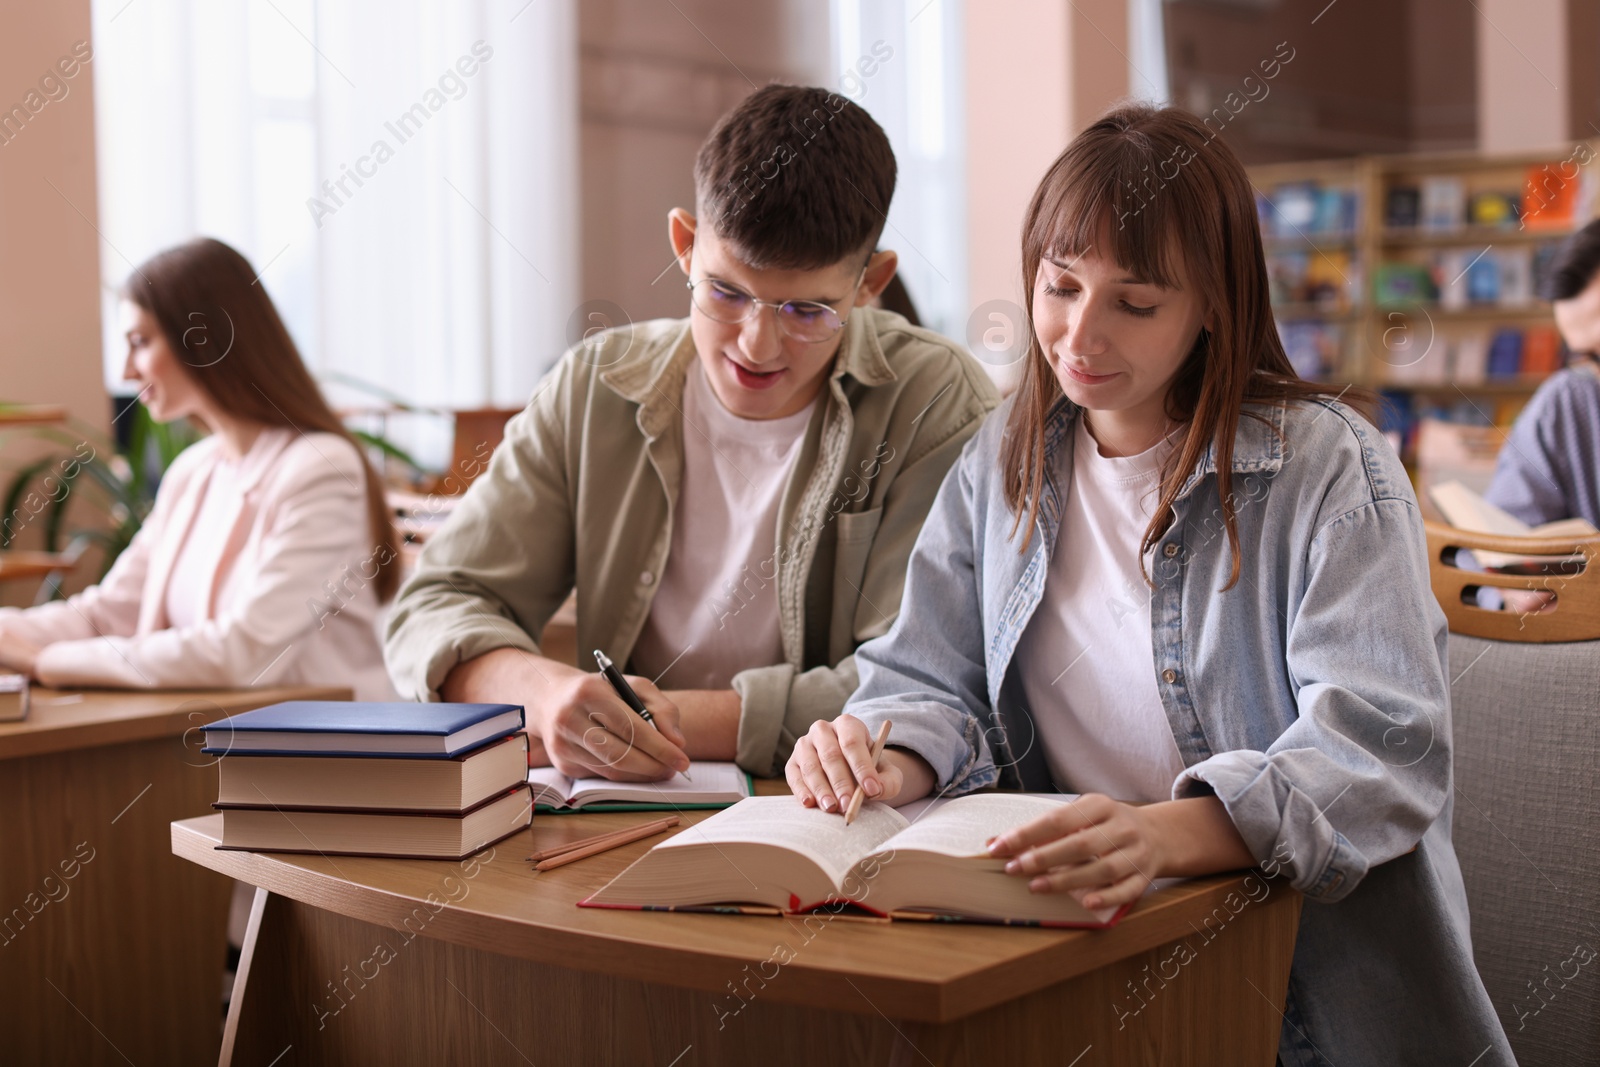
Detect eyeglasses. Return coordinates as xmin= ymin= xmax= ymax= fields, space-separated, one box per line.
xmin=686 ymin=273 xmax=862 ymax=344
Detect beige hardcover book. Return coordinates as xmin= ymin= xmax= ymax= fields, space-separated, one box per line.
xmin=217 ymin=784 xmax=533 ymax=859
xmin=216 ymin=732 xmax=529 ymax=812
xmin=582 ymin=794 xmax=1128 ymax=928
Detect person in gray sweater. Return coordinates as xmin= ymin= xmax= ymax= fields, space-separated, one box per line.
xmin=1484 ymin=219 xmax=1600 ymax=527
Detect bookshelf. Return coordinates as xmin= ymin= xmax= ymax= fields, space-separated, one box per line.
xmin=1250 ymin=142 xmax=1600 ymax=463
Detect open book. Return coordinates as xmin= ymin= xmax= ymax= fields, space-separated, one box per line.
xmin=527 ymin=761 xmax=752 ymax=812
xmin=580 ymin=794 xmax=1128 ymax=927
xmin=1429 ymin=480 xmax=1598 ymax=570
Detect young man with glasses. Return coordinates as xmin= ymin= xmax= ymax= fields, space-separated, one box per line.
xmin=385 ymin=85 xmax=998 ymax=781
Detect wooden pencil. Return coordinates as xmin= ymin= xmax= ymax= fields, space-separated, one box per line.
xmin=844 ymin=720 xmax=893 ymax=825
xmin=532 ymin=816 xmax=680 ymax=871
xmin=527 ymin=819 xmax=675 ymax=863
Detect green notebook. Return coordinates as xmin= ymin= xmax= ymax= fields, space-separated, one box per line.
xmin=528 ymin=761 xmax=753 ymax=813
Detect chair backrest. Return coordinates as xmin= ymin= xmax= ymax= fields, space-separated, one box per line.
xmin=1426 ymin=521 xmax=1600 ymax=642
xmin=1447 ymin=631 xmax=1600 ymax=1065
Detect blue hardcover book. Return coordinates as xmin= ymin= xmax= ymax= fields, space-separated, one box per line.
xmin=201 ymin=701 xmax=524 ymax=758
xmin=1485 ymin=330 xmax=1524 ymax=379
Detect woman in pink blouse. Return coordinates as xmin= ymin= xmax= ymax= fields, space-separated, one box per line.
xmin=0 ymin=238 xmax=398 ymax=700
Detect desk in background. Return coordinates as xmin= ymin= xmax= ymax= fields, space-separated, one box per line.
xmin=1 ymin=686 xmax=348 ymax=1066
xmin=178 ymin=784 xmax=1302 ymax=1066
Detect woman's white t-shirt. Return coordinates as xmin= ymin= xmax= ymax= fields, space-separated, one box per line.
xmin=1014 ymin=416 xmax=1187 ymax=803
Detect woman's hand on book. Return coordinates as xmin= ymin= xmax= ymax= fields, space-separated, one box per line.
xmin=986 ymin=795 xmax=1254 ymax=910
xmin=786 ymin=716 xmax=933 ymax=814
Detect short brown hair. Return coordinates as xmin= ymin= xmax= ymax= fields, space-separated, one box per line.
xmin=1543 ymin=218 xmax=1600 ymax=301
xmin=694 ymin=84 xmax=895 ymax=270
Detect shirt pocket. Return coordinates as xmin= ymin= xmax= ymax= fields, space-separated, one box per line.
xmin=830 ymin=505 xmax=885 ymax=655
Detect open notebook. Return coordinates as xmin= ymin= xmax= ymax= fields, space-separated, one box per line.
xmin=527 ymin=761 xmax=753 ymax=812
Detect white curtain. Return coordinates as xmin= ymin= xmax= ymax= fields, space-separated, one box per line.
xmin=91 ymin=0 xmax=577 ymax=461
xmin=831 ymin=0 xmax=966 ymax=340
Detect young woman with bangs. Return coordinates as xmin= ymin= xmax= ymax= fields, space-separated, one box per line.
xmin=786 ymin=104 xmax=1511 ymax=1064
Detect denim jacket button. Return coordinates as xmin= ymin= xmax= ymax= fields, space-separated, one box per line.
xmin=1163 ymin=543 xmax=1180 ymax=558
xmin=1162 ymin=668 xmax=1178 ymax=684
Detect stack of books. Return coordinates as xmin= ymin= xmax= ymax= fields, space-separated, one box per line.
xmin=203 ymin=701 xmax=532 ymax=859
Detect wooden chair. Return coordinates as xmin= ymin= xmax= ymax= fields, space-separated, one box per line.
xmin=1424 ymin=521 xmax=1600 ymax=641
xmin=0 ymin=538 xmax=88 ymax=606
xmin=1428 ymin=523 xmax=1600 ymax=1063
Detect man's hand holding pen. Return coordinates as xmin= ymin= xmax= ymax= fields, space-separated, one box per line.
xmin=530 ymin=660 xmax=691 ymax=782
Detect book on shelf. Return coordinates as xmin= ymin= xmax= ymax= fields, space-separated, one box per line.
xmin=528 ymin=761 xmax=753 ymax=812
xmin=1486 ymin=330 xmax=1525 ymax=378
xmin=1375 ymin=262 xmax=1436 ymax=306
xmin=581 ymin=794 xmax=1131 ymax=928
xmin=1421 ymin=176 xmax=1467 ymax=232
xmin=1271 ymin=181 xmax=1319 ymax=234
xmin=1452 ymin=332 xmax=1491 ymax=384
xmin=1303 ymin=250 xmax=1351 ymax=308
xmin=1263 ymin=181 xmax=1356 ymax=238
xmin=1468 ymin=190 xmax=1521 ymax=228
xmin=1521 ymin=326 xmax=1563 ymax=376
xmin=1498 ymin=246 xmax=1534 ymax=305
xmin=1278 ymin=320 xmax=1341 ymax=380
xmin=1436 ymin=250 xmax=1471 ymax=310
xmin=1379 ymin=333 xmax=1448 ymax=385
xmin=1385 ymin=186 xmax=1421 ymax=229
xmin=1465 ymin=254 xmax=1500 ymax=305
xmin=1522 ymin=164 xmax=1580 ymax=230
xmin=201 ymin=701 xmax=524 ymax=758
xmin=215 ymin=784 xmax=533 ymax=859
xmin=215 ymin=733 xmax=530 ymax=812
xmin=1313 ymin=185 xmax=1355 ymax=234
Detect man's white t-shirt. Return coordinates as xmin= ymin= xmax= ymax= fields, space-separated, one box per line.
xmin=630 ymin=361 xmax=817 ymax=690
xmin=1014 ymin=416 xmax=1187 ymax=803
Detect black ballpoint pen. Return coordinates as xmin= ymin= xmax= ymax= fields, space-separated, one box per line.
xmin=593 ymin=649 xmax=692 ymax=782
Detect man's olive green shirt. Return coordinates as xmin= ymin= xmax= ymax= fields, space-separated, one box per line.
xmin=384 ymin=307 xmax=999 ymax=775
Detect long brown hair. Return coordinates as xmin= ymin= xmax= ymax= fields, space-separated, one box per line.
xmin=123 ymin=238 xmax=400 ymax=601
xmin=1001 ymin=103 xmax=1370 ymax=589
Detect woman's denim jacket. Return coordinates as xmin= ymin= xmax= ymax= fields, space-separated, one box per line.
xmin=846 ymin=395 xmax=1513 ymax=1066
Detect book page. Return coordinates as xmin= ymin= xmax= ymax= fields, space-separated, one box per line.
xmin=660 ymin=796 xmax=908 ymax=885
xmin=879 ymin=793 xmax=1077 ymax=858
xmin=567 ymin=761 xmax=749 ymax=805
xmin=526 ymin=768 xmax=573 ymax=805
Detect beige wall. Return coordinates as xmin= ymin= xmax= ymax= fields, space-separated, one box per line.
xmin=1478 ymin=0 xmax=1568 ymax=154
xmin=0 ymin=0 xmax=106 ymax=432
xmin=577 ymin=0 xmax=831 ymax=326
xmin=963 ymin=0 xmax=1129 ymax=391
xmin=0 ymin=0 xmax=107 ymax=598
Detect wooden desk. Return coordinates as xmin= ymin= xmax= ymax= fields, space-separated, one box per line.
xmin=0 ymin=403 xmax=68 ymax=426
xmin=0 ymin=550 xmax=75 ymax=583
xmin=177 ymin=795 xmax=1302 ymax=1066
xmin=1 ymin=686 xmax=348 ymax=1067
